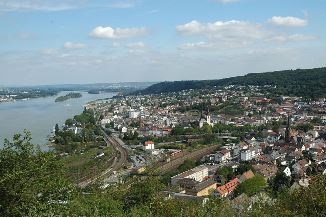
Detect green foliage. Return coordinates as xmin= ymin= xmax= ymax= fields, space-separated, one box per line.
xmin=1 ymin=132 xmax=326 ymax=217
xmin=295 ymin=123 xmax=314 ymax=133
xmin=235 ymin=174 xmax=266 ymax=196
xmin=236 ymin=162 xmax=255 ymax=175
xmin=247 ymin=175 xmax=326 ymax=217
xmin=67 ymin=191 xmax=124 ymax=217
xmin=54 ymin=123 xmax=60 ymax=136
xmin=216 ymin=166 xmax=235 ymax=181
xmin=74 ymin=109 xmax=96 ymax=125
xmin=177 ymin=159 xmax=196 ymax=173
xmin=219 ymin=103 xmax=245 ymax=116
xmin=311 ymin=117 xmax=323 ymax=125
xmin=0 ymin=131 xmax=73 ymax=216
xmin=54 ymin=109 xmax=101 ymax=151
xmin=124 ymin=177 xmax=164 ymax=210
xmin=65 ymin=118 xmax=74 ymax=126
xmin=55 ymin=92 xmax=82 ymax=102
xmin=270 ymin=172 xmax=292 ymax=194
xmin=139 ymin=67 xmax=326 ymax=98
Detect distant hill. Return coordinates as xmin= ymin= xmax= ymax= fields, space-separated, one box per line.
xmin=137 ymin=67 xmax=326 ymax=98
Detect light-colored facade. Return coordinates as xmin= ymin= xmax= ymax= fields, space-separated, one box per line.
xmin=143 ymin=141 xmax=155 ymax=150
xmin=240 ymin=149 xmax=255 ymax=161
xmin=171 ymin=165 xmax=209 ymax=185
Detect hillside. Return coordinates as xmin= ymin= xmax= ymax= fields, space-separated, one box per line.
xmin=138 ymin=67 xmax=326 ymax=98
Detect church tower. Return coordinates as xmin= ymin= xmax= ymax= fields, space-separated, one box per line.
xmin=285 ymin=115 xmax=291 ymax=143
xmin=206 ymin=107 xmax=211 ymax=126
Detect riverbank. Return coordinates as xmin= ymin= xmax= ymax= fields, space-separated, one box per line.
xmin=0 ymin=91 xmax=116 ymax=149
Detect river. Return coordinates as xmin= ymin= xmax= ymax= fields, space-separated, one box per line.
xmin=0 ymin=91 xmax=115 ymax=149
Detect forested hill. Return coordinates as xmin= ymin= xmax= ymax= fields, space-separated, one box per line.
xmin=137 ymin=67 xmax=326 ymax=98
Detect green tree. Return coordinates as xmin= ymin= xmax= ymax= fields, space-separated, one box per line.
xmin=178 ymin=159 xmax=196 ymax=173
xmin=236 ymin=162 xmax=254 ymax=175
xmin=124 ymin=177 xmax=164 ymax=210
xmin=270 ymin=172 xmax=292 ymax=194
xmin=65 ymin=118 xmax=74 ymax=127
xmin=0 ymin=130 xmax=73 ymax=216
xmin=246 ymin=175 xmax=326 ymax=217
xmin=55 ymin=123 xmax=60 ymax=136
xmin=216 ymin=166 xmax=234 ymax=181
xmin=295 ymin=123 xmax=314 ymax=133
xmin=235 ymin=174 xmax=266 ymax=196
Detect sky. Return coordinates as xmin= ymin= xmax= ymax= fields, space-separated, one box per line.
xmin=0 ymin=0 xmax=326 ymax=85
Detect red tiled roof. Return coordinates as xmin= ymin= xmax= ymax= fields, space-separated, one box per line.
xmin=216 ymin=178 xmax=239 ymax=196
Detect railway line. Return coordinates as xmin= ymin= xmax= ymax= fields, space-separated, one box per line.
xmin=158 ymin=145 xmax=219 ymax=174
xmin=77 ymin=129 xmax=128 ymax=188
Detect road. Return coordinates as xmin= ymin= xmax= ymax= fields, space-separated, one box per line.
xmin=77 ymin=129 xmax=128 ymax=188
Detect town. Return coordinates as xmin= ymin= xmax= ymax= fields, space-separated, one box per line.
xmin=55 ymin=84 xmax=326 ymax=207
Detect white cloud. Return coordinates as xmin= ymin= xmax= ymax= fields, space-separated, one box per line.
xmin=17 ymin=32 xmax=37 ymax=40
xmin=268 ymin=16 xmax=308 ymax=27
xmin=41 ymin=48 xmax=59 ymax=55
xmin=177 ymin=19 xmax=317 ymax=51
xmin=127 ymin=42 xmax=146 ymax=49
xmin=214 ymin=0 xmax=239 ymax=4
xmin=108 ymin=1 xmax=135 ymax=9
xmin=0 ymin=0 xmax=138 ymax=11
xmin=177 ymin=41 xmax=249 ymax=50
xmin=64 ymin=42 xmax=87 ymax=49
xmin=267 ymin=34 xmax=318 ymax=42
xmin=178 ymin=42 xmax=217 ymax=50
xmin=0 ymin=0 xmax=80 ymax=11
xmin=90 ymin=26 xmax=148 ymax=39
xmin=176 ymin=20 xmax=266 ymax=40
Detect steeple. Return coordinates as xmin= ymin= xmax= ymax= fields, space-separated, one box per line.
xmin=285 ymin=115 xmax=291 ymax=143
xmin=206 ymin=106 xmax=211 ymax=125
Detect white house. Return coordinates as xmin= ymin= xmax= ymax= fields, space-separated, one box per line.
xmin=171 ymin=165 xmax=209 ymax=185
xmin=143 ymin=141 xmax=155 ymax=150
xmin=214 ymin=149 xmax=231 ymax=163
xmin=240 ymin=149 xmax=255 ymax=161
xmin=283 ymin=167 xmax=291 ymax=177
xmin=121 ymin=127 xmax=128 ymax=133
xmin=129 ymin=111 xmax=140 ymax=119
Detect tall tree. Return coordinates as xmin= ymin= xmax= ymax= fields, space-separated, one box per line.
xmin=55 ymin=123 xmax=60 ymax=136
xmin=0 ymin=130 xmax=73 ymax=216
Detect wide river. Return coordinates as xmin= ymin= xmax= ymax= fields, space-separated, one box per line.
xmin=0 ymin=91 xmax=115 ymax=149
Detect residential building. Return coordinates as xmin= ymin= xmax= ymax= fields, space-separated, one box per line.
xmin=171 ymin=165 xmax=209 ymax=186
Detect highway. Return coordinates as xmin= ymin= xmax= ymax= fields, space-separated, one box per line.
xmin=77 ymin=129 xmax=128 ymax=188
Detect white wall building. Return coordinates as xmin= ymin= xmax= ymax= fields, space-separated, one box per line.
xmin=143 ymin=141 xmax=155 ymax=150
xmin=171 ymin=165 xmax=209 ymax=185
xmin=129 ymin=111 xmax=140 ymax=119
xmin=240 ymin=149 xmax=255 ymax=161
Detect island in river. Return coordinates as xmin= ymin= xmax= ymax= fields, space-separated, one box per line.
xmin=55 ymin=92 xmax=82 ymax=102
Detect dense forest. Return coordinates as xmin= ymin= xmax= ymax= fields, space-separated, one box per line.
xmin=137 ymin=67 xmax=326 ymax=98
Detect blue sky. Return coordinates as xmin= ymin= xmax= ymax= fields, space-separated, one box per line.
xmin=0 ymin=0 xmax=325 ymax=85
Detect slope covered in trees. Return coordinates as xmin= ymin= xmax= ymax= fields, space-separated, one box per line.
xmin=138 ymin=67 xmax=326 ymax=98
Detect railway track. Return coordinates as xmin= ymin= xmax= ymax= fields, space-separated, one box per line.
xmin=77 ymin=130 xmax=128 ymax=188
xmin=158 ymin=145 xmax=219 ymax=174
